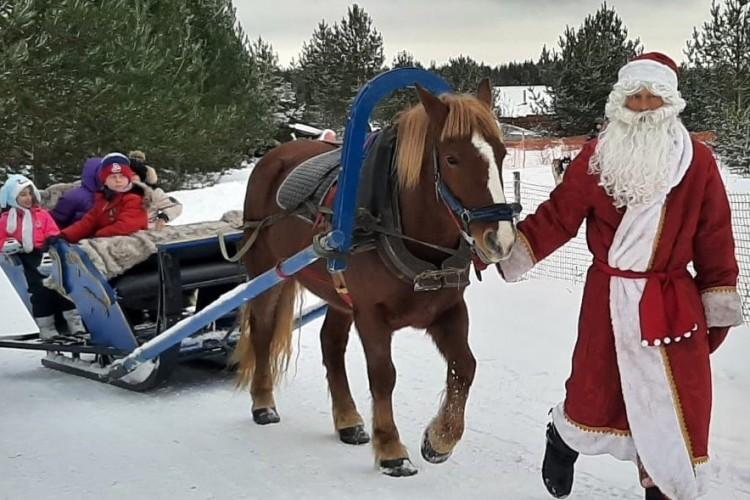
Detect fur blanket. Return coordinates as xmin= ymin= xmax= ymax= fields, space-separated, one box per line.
xmin=75 ymin=210 xmax=243 ymax=279
xmin=41 ymin=182 xmax=79 ymax=210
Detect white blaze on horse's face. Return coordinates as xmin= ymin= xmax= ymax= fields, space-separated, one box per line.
xmin=470 ymin=132 xmax=516 ymax=262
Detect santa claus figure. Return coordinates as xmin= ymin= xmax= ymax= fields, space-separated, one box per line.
xmin=500 ymin=52 xmax=743 ymax=500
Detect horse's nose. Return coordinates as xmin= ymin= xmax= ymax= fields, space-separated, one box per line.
xmin=483 ymin=230 xmax=500 ymax=253
xmin=483 ymin=226 xmax=515 ymax=260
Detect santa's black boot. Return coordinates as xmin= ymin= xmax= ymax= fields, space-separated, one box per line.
xmin=644 ymin=486 xmax=667 ymax=499
xmin=542 ymin=422 xmax=579 ymax=498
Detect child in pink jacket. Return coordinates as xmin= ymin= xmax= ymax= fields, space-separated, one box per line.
xmin=0 ymin=174 xmax=86 ymax=339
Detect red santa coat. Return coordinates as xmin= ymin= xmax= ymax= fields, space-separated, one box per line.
xmin=61 ymin=190 xmax=148 ymax=243
xmin=501 ymin=134 xmax=741 ymax=499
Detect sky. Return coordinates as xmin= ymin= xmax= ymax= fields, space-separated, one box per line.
xmin=234 ymin=0 xmax=712 ymax=68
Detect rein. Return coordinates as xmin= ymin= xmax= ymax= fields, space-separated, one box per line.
xmin=218 ymin=210 xmax=295 ymax=263
xmin=317 ymin=206 xmax=462 ymax=257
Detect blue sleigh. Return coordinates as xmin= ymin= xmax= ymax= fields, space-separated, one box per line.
xmin=0 ymin=68 xmax=455 ymax=390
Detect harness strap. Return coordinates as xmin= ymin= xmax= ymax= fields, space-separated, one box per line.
xmin=274 ymin=260 xmax=354 ymax=309
xmin=219 ymin=211 xmax=292 ymax=263
xmin=226 ymin=206 xmax=356 ymax=308
xmin=357 ymin=211 xmax=462 ymax=256
xmin=331 ymin=271 xmax=354 ymax=308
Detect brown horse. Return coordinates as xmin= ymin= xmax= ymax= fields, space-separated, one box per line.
xmin=233 ymin=80 xmax=516 ymax=476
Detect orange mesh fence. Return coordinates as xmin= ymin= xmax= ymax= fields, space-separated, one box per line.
xmin=505 ymin=135 xmax=589 ymax=151
xmin=504 ymin=131 xmax=716 ymax=152
xmin=503 ymin=131 xmax=717 ymax=169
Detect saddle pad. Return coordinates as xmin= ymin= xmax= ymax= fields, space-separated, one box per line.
xmin=276 ymin=148 xmax=342 ymax=210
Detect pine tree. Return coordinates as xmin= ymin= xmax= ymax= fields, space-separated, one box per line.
xmin=437 ymin=55 xmax=487 ymax=93
xmin=297 ymin=5 xmax=384 ymax=130
xmin=535 ymin=3 xmax=641 ymax=135
xmin=248 ymin=37 xmax=284 ymax=150
xmin=297 ymin=21 xmax=342 ymax=127
xmin=0 ymin=0 xmax=280 ymax=187
xmin=372 ymin=51 xmax=423 ymax=126
xmin=537 ymin=45 xmax=558 ymax=86
xmin=683 ymin=0 xmax=750 ymax=174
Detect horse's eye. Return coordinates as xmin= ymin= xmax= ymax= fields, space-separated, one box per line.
xmin=444 ymin=155 xmax=458 ymax=167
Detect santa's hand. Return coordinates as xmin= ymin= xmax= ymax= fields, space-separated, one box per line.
xmin=2 ymin=238 xmax=21 ymax=255
xmin=708 ymin=326 xmax=730 ymax=354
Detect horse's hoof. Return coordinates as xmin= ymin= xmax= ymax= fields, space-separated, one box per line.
xmin=421 ymin=430 xmax=452 ymax=464
xmin=252 ymin=407 xmax=280 ymax=425
xmin=379 ymin=458 xmax=418 ymax=477
xmin=338 ymin=425 xmax=370 ymax=445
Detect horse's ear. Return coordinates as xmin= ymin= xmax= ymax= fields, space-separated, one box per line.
xmin=477 ymin=78 xmax=493 ymax=109
xmin=415 ymin=84 xmax=449 ymax=130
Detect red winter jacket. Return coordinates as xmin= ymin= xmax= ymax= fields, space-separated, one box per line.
xmin=61 ymin=189 xmax=148 ymax=243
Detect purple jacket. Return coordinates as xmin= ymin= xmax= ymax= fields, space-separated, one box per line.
xmin=51 ymin=157 xmax=102 ymax=228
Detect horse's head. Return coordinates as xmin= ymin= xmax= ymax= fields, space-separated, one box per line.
xmin=396 ymin=79 xmax=518 ymax=263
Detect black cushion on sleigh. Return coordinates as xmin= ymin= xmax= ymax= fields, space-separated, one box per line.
xmin=110 ymin=241 xmax=246 ymax=310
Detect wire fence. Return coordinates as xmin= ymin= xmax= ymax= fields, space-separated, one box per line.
xmin=507 ymin=174 xmax=750 ymax=324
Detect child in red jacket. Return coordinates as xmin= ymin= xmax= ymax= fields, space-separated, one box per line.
xmin=0 ymin=174 xmax=86 ymax=339
xmin=61 ymin=153 xmax=148 ymax=243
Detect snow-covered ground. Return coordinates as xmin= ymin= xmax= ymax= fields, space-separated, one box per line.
xmin=1 ymin=147 xmax=749 ymax=499
xmin=1 ymin=275 xmax=748 ymax=500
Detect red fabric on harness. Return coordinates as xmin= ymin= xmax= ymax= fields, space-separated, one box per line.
xmin=472 ymin=255 xmax=488 ymax=272
xmin=294 ymin=184 xmax=354 ymax=309
xmin=313 ymin=183 xmax=338 ymax=229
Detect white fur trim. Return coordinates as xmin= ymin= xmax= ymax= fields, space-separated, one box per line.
xmin=618 ymin=59 xmax=678 ymax=90
xmin=498 ymin=233 xmax=534 ymax=282
xmin=696 ymin=461 xmax=711 ymax=497
xmin=702 ymin=289 xmax=743 ymax=327
xmin=144 ymin=166 xmax=158 ymax=185
xmin=607 ymin=123 xmax=700 ymax=500
xmin=551 ymin=403 xmax=636 ymax=462
xmin=6 ymin=207 xmax=34 ymax=252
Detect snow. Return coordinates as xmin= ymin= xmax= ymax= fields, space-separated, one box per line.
xmin=0 ymin=265 xmax=37 ymax=335
xmin=168 ymin=167 xmax=253 ymax=224
xmin=1 ymin=146 xmax=749 ymax=499
xmin=723 ymin=171 xmax=750 ymax=195
xmin=1 ymin=276 xmax=748 ymax=499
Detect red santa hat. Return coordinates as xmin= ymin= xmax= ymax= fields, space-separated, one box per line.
xmin=616 ymin=52 xmax=679 ymax=90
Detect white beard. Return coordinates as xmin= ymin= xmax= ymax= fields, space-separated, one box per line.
xmin=589 ymin=104 xmax=683 ymax=208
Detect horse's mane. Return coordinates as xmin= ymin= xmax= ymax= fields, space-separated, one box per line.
xmin=395 ymin=94 xmax=503 ymax=189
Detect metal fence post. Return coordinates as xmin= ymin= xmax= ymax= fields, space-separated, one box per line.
xmin=513 ymin=171 xmax=521 ymax=201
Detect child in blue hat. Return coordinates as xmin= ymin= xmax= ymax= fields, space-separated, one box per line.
xmin=0 ymin=174 xmax=86 ymax=339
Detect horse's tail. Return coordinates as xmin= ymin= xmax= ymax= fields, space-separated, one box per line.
xmin=233 ymin=280 xmax=298 ymax=389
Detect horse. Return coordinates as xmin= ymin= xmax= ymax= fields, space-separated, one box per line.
xmin=233 ymin=79 xmax=517 ymax=476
